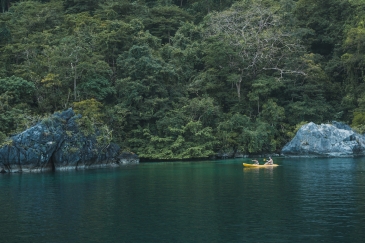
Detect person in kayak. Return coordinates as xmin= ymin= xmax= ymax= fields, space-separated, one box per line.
xmin=252 ymin=159 xmax=259 ymax=165
xmin=264 ymin=157 xmax=273 ymax=165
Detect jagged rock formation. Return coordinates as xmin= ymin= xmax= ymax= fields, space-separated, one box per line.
xmin=0 ymin=108 xmax=138 ymax=173
xmin=281 ymin=121 xmax=365 ymax=157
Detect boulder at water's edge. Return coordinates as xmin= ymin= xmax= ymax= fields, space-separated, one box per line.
xmin=0 ymin=108 xmax=139 ymax=172
xmin=281 ymin=121 xmax=365 ymax=157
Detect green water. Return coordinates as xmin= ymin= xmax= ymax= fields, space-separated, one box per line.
xmin=1 ymin=157 xmax=365 ymax=243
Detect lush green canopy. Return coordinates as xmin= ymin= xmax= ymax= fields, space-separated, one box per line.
xmin=0 ymin=0 xmax=364 ymax=159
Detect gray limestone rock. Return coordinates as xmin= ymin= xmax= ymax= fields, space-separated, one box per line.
xmin=281 ymin=121 xmax=365 ymax=157
xmin=0 ymin=108 xmax=139 ymax=172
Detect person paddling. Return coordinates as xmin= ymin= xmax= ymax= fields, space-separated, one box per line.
xmin=264 ymin=157 xmax=273 ymax=165
xmin=252 ymin=159 xmax=259 ymax=165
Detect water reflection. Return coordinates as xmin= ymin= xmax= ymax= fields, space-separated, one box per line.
xmin=1 ymin=159 xmax=365 ymax=242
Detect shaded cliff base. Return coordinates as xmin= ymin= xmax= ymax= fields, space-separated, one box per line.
xmin=0 ymin=109 xmax=139 ymax=173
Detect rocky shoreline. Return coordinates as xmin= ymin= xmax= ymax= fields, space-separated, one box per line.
xmin=1 ymin=113 xmax=363 ymax=173
xmin=0 ymin=109 xmax=138 ymax=173
xmin=281 ymin=121 xmax=365 ymax=157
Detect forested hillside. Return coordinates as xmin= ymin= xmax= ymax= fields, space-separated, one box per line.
xmin=1 ymin=0 xmax=365 ymax=159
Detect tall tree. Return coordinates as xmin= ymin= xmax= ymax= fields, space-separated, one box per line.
xmin=204 ymin=0 xmax=305 ymax=99
xmin=63 ymin=0 xmax=99 ymax=14
xmin=295 ymin=0 xmax=351 ymax=57
xmin=144 ymin=5 xmax=193 ymax=44
xmin=342 ymin=1 xmax=365 ymax=125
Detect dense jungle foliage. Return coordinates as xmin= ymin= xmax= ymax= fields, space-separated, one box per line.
xmin=1 ymin=0 xmax=365 ymax=159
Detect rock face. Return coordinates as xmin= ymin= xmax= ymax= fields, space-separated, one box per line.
xmin=0 ymin=108 xmax=139 ymax=173
xmin=281 ymin=121 xmax=365 ymax=157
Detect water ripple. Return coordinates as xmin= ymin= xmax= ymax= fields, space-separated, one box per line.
xmin=1 ymin=158 xmax=365 ymax=242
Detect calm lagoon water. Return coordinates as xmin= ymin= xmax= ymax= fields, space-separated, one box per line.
xmin=1 ymin=157 xmax=365 ymax=243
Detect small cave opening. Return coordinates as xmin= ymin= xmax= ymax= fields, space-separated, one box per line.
xmin=47 ymin=152 xmax=56 ymax=172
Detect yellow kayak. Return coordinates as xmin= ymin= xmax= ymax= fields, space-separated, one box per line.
xmin=243 ymin=163 xmax=279 ymax=167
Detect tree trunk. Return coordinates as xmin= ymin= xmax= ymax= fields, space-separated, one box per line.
xmin=74 ymin=66 xmax=76 ymax=100
xmin=71 ymin=63 xmax=77 ymax=100
xmin=235 ymin=73 xmax=243 ymax=100
xmin=236 ymin=82 xmax=241 ymax=99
